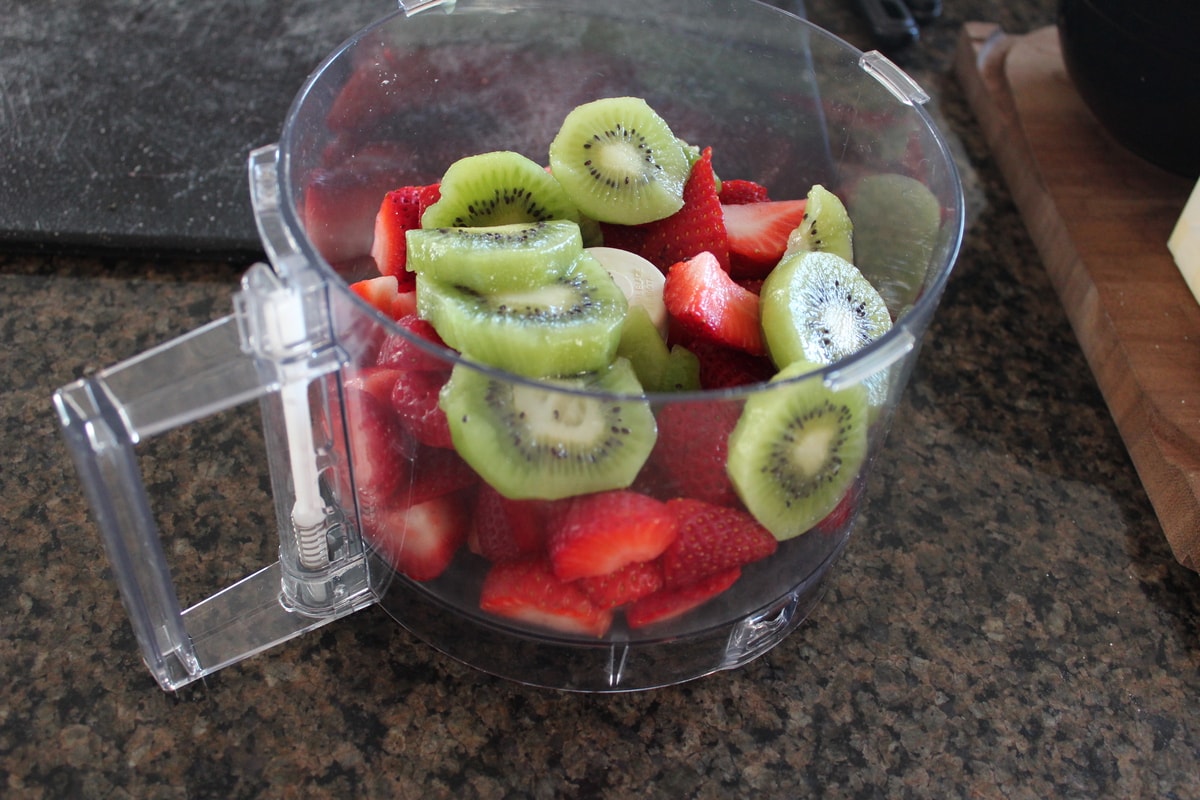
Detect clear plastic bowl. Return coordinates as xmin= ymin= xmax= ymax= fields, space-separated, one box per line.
xmin=277 ymin=0 xmax=964 ymax=691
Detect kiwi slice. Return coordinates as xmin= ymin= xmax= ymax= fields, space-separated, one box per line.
xmin=759 ymin=250 xmax=893 ymax=372
xmin=783 ymin=184 xmax=854 ymax=264
xmin=421 ymin=150 xmax=582 ymax=229
xmin=405 ymin=220 xmax=583 ymax=293
xmin=847 ymin=173 xmax=942 ymax=318
xmin=416 ymin=251 xmax=628 ymax=379
xmin=726 ymin=360 xmax=869 ymax=540
xmin=548 ymin=97 xmax=691 ymax=226
xmin=439 ymin=357 xmax=657 ymax=501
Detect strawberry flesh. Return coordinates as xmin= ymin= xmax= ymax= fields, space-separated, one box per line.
xmin=362 ymin=489 xmax=470 ymax=582
xmin=718 ymin=178 xmax=770 ymax=205
xmin=663 ymin=251 xmax=765 ymax=356
xmin=625 ymin=567 xmax=742 ymax=629
xmin=649 ymin=401 xmax=742 ymax=508
xmin=480 ymin=559 xmax=614 ymax=637
xmin=575 ymin=561 xmax=664 ymax=610
xmin=722 ymin=198 xmax=808 ymax=279
xmin=547 ymin=490 xmax=679 ymax=582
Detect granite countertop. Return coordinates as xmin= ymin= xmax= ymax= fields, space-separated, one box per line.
xmin=5 ymin=1 xmax=1200 ymax=797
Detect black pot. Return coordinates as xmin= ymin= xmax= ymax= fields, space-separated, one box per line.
xmin=1057 ymin=0 xmax=1200 ymax=178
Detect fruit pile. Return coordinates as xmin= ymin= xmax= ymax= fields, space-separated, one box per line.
xmin=333 ymin=96 xmax=896 ymax=636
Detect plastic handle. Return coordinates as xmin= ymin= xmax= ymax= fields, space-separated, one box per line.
xmin=52 ymin=147 xmax=375 ymax=692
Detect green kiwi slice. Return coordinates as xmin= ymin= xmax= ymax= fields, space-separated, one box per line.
xmin=759 ymin=250 xmax=893 ymax=372
xmin=421 ymin=150 xmax=582 ymax=229
xmin=405 ymin=220 xmax=583 ymax=293
xmin=783 ymin=184 xmax=854 ymax=264
xmin=416 ymin=251 xmax=628 ymax=379
xmin=548 ymin=97 xmax=691 ymax=226
xmin=726 ymin=360 xmax=869 ymax=540
xmin=439 ymin=357 xmax=658 ymax=501
xmin=847 ymin=173 xmax=942 ymax=318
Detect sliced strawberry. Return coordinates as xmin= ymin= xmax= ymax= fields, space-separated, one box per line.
xmin=469 ymin=485 xmax=554 ymax=562
xmin=339 ymin=387 xmax=415 ymax=508
xmin=344 ymin=365 xmax=402 ymax=404
xmin=403 ymin=445 xmax=479 ymax=507
xmin=658 ymin=499 xmax=777 ymax=588
xmin=663 ymin=251 xmax=765 ymax=356
xmin=390 ymin=368 xmax=454 ymax=448
xmin=575 ymin=560 xmax=664 ymax=610
xmin=547 ymin=490 xmax=679 ymax=582
xmin=375 ymin=315 xmax=452 ymax=372
xmin=718 ymin=179 xmax=770 ymax=205
xmin=625 ymin=567 xmax=742 ymax=629
xmin=362 ymin=489 xmax=469 ymax=582
xmin=371 ymin=184 xmax=440 ymax=281
xmin=649 ymin=401 xmax=742 ymax=507
xmin=479 ymin=559 xmax=613 ymax=637
xmin=688 ymin=338 xmax=776 ymax=391
xmin=722 ymin=199 xmax=808 ymax=279
xmin=350 ymin=276 xmax=413 ymax=321
xmin=631 ymin=146 xmax=729 ymax=272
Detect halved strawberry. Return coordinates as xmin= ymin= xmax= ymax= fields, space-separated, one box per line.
xmin=479 ymin=559 xmax=613 ymax=637
xmin=344 ymin=365 xmax=402 ymax=404
xmin=722 ymin=199 xmax=807 ymax=279
xmin=625 ymin=567 xmax=742 ymax=629
xmin=371 ymin=184 xmax=442 ymax=280
xmin=469 ymin=485 xmax=554 ymax=562
xmin=547 ymin=490 xmax=679 ymax=582
xmin=658 ymin=498 xmax=778 ymax=588
xmin=390 ymin=368 xmax=453 ymax=448
xmin=688 ymin=338 xmax=776 ymax=391
xmin=362 ymin=489 xmax=470 ymax=582
xmin=631 ymin=146 xmax=729 ymax=272
xmin=350 ymin=275 xmax=415 ymax=322
xmin=718 ymin=179 xmax=770 ymax=205
xmin=575 ymin=560 xmax=664 ymax=610
xmin=375 ymin=314 xmax=451 ymax=372
xmin=338 ymin=386 xmax=415 ymax=508
xmin=404 ymin=445 xmax=479 ymax=508
xmin=663 ymin=251 xmax=765 ymax=356
xmin=649 ymin=401 xmax=741 ymax=508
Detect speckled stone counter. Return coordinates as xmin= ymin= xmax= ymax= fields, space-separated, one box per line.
xmin=5 ymin=1 xmax=1200 ymax=797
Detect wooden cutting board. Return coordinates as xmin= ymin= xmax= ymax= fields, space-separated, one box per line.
xmin=955 ymin=23 xmax=1200 ymax=570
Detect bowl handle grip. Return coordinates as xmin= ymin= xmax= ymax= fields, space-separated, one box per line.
xmin=53 ymin=291 xmax=372 ymax=691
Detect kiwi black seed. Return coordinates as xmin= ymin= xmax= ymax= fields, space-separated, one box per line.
xmin=438 ymin=357 xmax=657 ymax=500
xmin=726 ymin=360 xmax=869 ymax=540
xmin=548 ymin=96 xmax=691 ymax=226
xmin=784 ymin=184 xmax=854 ymax=264
xmin=415 ymin=251 xmax=628 ymax=379
xmin=421 ymin=150 xmax=582 ymax=229
xmin=405 ymin=220 xmax=584 ymax=293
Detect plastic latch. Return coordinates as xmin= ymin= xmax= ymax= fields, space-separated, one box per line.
xmin=397 ymin=0 xmax=456 ymax=16
xmin=859 ymin=50 xmax=930 ymax=106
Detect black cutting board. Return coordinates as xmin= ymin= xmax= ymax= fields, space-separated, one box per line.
xmin=0 ymin=0 xmax=387 ymax=259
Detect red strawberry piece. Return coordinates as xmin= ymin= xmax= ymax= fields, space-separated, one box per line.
xmin=663 ymin=251 xmax=765 ymax=356
xmin=658 ymin=498 xmax=777 ymax=588
xmin=722 ymin=198 xmax=808 ymax=279
xmin=718 ymin=178 xmax=770 ymax=205
xmin=403 ymin=445 xmax=480 ymax=508
xmin=625 ymin=566 xmax=742 ymax=629
xmin=362 ymin=489 xmax=470 ymax=582
xmin=687 ymin=338 xmax=776 ymax=391
xmin=479 ymin=559 xmax=614 ymax=637
xmin=390 ymin=368 xmax=454 ymax=448
xmin=547 ymin=490 xmax=679 ymax=582
xmin=596 ymin=221 xmax=648 ymax=256
xmin=575 ymin=560 xmax=664 ymax=610
xmin=375 ymin=314 xmax=451 ymax=372
xmin=632 ymin=146 xmax=730 ymax=272
xmin=350 ymin=275 xmax=414 ymax=321
xmin=303 ymin=163 xmax=402 ymax=264
xmin=343 ymin=366 xmax=402 ymax=405
xmin=469 ymin=485 xmax=553 ymax=562
xmin=371 ymin=186 xmax=427 ymax=282
xmin=339 ymin=386 xmax=415 ymax=509
xmin=649 ymin=401 xmax=742 ymax=507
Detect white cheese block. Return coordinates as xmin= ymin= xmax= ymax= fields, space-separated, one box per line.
xmin=1169 ymin=180 xmax=1200 ymax=306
